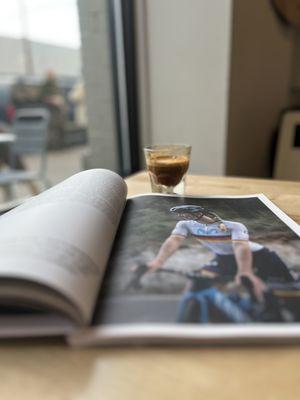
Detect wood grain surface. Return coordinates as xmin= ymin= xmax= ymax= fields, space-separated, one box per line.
xmin=1 ymin=172 xmax=300 ymax=400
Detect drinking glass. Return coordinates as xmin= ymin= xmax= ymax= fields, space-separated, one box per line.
xmin=144 ymin=144 xmax=191 ymax=194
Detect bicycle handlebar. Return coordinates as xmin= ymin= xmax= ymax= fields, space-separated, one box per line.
xmin=126 ymin=263 xmax=300 ymax=297
xmin=125 ymin=264 xmax=231 ymax=292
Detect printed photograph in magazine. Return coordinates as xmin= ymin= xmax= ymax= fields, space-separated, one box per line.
xmin=91 ymin=194 xmax=300 ymax=331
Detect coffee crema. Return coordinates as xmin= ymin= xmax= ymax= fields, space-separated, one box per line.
xmin=147 ymin=155 xmax=189 ymax=186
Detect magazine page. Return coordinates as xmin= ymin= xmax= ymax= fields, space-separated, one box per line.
xmin=70 ymin=193 xmax=300 ymax=345
xmin=0 ymin=169 xmax=127 ymax=325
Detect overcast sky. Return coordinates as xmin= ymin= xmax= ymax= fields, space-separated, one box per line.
xmin=0 ymin=0 xmax=80 ymax=48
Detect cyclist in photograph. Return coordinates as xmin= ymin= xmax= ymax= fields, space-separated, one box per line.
xmin=147 ymin=205 xmax=295 ymax=303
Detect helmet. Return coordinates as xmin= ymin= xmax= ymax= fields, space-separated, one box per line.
xmin=170 ymin=205 xmax=206 ymax=214
xmin=170 ymin=205 xmax=222 ymax=222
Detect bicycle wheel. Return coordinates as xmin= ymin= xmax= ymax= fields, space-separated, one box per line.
xmin=177 ymin=298 xmax=200 ymax=323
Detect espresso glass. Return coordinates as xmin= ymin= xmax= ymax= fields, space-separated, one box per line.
xmin=144 ymin=144 xmax=191 ymax=194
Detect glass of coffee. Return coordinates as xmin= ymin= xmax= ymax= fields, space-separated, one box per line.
xmin=144 ymin=144 xmax=191 ymax=194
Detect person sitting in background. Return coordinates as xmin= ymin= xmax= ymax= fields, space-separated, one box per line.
xmin=39 ymin=70 xmax=66 ymax=149
xmin=11 ymin=78 xmax=30 ymax=110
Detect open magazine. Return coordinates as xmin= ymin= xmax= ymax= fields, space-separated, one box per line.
xmin=0 ymin=169 xmax=300 ymax=345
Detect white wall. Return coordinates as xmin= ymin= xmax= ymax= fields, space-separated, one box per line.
xmin=141 ymin=0 xmax=232 ymax=174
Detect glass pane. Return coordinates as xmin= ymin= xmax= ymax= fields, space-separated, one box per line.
xmin=0 ymin=0 xmax=90 ymax=206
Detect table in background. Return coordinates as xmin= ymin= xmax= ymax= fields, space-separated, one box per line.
xmin=0 ymin=133 xmax=15 ymax=144
xmin=1 ymin=172 xmax=300 ymax=400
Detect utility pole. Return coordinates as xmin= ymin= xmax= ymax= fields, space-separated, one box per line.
xmin=17 ymin=0 xmax=34 ymax=76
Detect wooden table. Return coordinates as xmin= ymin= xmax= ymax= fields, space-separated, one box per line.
xmin=1 ymin=172 xmax=300 ymax=400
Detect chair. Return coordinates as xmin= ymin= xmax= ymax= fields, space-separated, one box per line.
xmin=0 ymin=108 xmax=51 ymax=200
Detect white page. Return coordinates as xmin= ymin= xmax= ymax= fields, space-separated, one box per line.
xmin=0 ymin=169 xmax=127 ymax=324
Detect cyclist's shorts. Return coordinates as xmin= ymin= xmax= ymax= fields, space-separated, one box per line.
xmin=202 ymin=247 xmax=294 ymax=283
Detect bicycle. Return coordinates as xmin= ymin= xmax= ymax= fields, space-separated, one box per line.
xmin=125 ymin=264 xmax=300 ymax=323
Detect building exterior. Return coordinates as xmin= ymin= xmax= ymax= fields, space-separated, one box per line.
xmin=0 ymin=36 xmax=80 ymax=78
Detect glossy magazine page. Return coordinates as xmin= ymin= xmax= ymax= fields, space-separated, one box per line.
xmin=70 ymin=194 xmax=300 ymax=345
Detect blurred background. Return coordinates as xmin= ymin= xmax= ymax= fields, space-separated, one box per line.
xmin=0 ymin=0 xmax=300 ymax=206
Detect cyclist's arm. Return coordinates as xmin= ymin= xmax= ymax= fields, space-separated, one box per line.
xmin=233 ymin=240 xmax=266 ymax=302
xmin=230 ymin=221 xmax=266 ymax=302
xmin=147 ymin=235 xmax=185 ymax=271
xmin=230 ymin=222 xmax=253 ymax=275
xmin=232 ymin=240 xmax=253 ymax=275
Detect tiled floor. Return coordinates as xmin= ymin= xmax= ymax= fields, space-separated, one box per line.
xmin=0 ymin=144 xmax=89 ymax=204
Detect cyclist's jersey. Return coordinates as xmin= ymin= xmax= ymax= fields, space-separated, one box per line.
xmin=171 ymin=220 xmax=263 ymax=255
